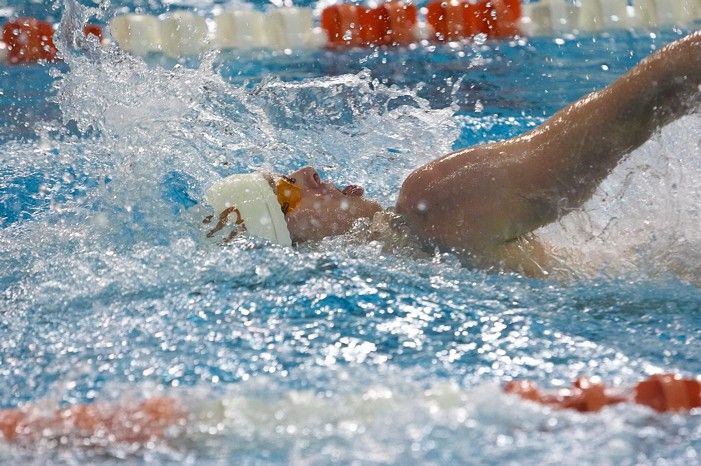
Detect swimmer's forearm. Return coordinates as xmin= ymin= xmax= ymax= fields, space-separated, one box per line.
xmin=397 ymin=31 xmax=700 ymax=251
xmin=509 ymin=30 xmax=701 ymax=216
xmin=548 ymin=29 xmax=701 ymax=172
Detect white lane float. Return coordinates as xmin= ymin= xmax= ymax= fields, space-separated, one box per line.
xmin=546 ymin=0 xmax=579 ymax=34
xmin=519 ymin=1 xmax=551 ymax=36
xmin=0 ymin=41 xmax=7 ymax=63
xmin=655 ymin=0 xmax=698 ymax=25
xmin=267 ymin=7 xmax=326 ymax=50
xmin=594 ymin=0 xmax=630 ymax=30
xmin=109 ymin=7 xmax=322 ymax=55
xmin=109 ymin=14 xmax=162 ymax=55
xmin=214 ymin=9 xmax=269 ymax=49
xmin=3 ymin=1 xmax=700 ymax=63
xmin=522 ymin=0 xmax=700 ymax=36
xmin=630 ymin=0 xmax=659 ymax=28
xmin=160 ymin=11 xmax=208 ymax=57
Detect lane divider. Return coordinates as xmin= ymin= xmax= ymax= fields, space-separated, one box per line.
xmin=109 ymin=14 xmax=161 ymax=55
xmin=425 ymin=0 xmax=521 ymax=42
xmin=160 ymin=11 xmax=208 ymax=58
xmin=321 ymin=2 xmax=419 ymax=47
xmin=1 ymin=18 xmax=105 ymax=64
xmin=214 ymin=9 xmax=269 ymax=50
xmin=522 ymin=0 xmax=700 ymax=36
xmin=2 ymin=17 xmax=57 ymax=64
xmin=1 ymin=1 xmax=700 ymax=63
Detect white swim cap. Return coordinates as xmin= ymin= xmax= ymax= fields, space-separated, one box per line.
xmin=204 ymin=172 xmax=292 ymax=246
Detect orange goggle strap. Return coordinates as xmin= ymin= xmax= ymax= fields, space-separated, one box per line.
xmin=275 ymin=177 xmax=302 ymax=215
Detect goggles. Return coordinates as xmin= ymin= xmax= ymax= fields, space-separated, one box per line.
xmin=275 ymin=176 xmax=302 ymax=215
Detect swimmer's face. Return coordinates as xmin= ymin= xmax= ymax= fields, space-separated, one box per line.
xmin=279 ymin=166 xmax=382 ymax=242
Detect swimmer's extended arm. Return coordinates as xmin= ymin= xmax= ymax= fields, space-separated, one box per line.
xmin=396 ymin=31 xmax=701 ymax=254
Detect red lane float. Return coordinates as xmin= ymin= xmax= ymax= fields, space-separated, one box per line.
xmin=358 ymin=5 xmax=390 ymax=45
xmin=426 ymin=0 xmax=467 ymax=41
xmin=321 ymin=1 xmax=418 ymax=48
xmin=505 ymin=374 xmax=701 ymax=413
xmin=83 ymin=24 xmax=104 ymax=42
xmin=427 ymin=0 xmax=521 ymax=42
xmin=1 ymin=20 xmax=105 ymax=64
xmin=321 ymin=4 xmax=362 ymax=47
xmin=2 ymin=18 xmax=57 ymax=64
xmin=383 ymin=2 xmax=418 ymax=45
xmin=634 ymin=374 xmax=701 ymax=413
xmin=491 ymin=0 xmax=521 ymax=37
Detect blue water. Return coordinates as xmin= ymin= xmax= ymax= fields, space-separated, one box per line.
xmin=1 ymin=1 xmax=700 ymax=464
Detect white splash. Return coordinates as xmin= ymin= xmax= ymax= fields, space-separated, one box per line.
xmin=539 ymin=112 xmax=701 ymax=283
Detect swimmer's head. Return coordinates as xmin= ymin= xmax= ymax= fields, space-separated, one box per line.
xmin=274 ymin=166 xmax=382 ymax=242
xmin=204 ymin=172 xmax=293 ymax=245
xmin=204 ymin=167 xmax=381 ymax=245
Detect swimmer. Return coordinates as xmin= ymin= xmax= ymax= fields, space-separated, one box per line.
xmin=1 ymin=374 xmax=698 ymax=444
xmin=204 ymin=31 xmax=701 ymax=277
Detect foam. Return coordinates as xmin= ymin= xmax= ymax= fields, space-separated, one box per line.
xmin=538 ymin=113 xmax=701 ymax=283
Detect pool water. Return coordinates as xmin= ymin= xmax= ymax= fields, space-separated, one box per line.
xmin=0 ymin=0 xmax=700 ymax=464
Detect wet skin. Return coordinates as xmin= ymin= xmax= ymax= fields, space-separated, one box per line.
xmin=278 ymin=33 xmax=701 ymax=257
xmin=281 ymin=166 xmax=382 ymax=242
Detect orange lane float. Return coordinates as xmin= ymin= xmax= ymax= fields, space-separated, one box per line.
xmin=426 ymin=0 xmax=521 ymax=42
xmin=426 ymin=0 xmax=468 ymax=41
xmin=83 ymin=24 xmax=104 ymax=42
xmin=321 ymin=3 xmax=362 ymax=47
xmin=2 ymin=17 xmax=57 ymax=64
xmin=505 ymin=374 xmax=701 ymax=413
xmin=1 ymin=19 xmax=105 ymax=64
xmin=321 ymin=1 xmax=418 ymax=48
xmin=383 ymin=1 xmax=418 ymax=45
xmin=358 ymin=5 xmax=390 ymax=45
xmin=634 ymin=373 xmax=701 ymax=413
